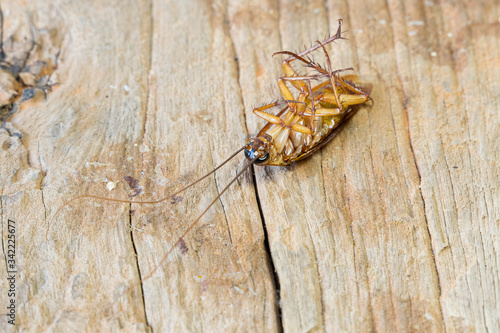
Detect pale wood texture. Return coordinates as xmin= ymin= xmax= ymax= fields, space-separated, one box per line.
xmin=0 ymin=0 xmax=499 ymax=332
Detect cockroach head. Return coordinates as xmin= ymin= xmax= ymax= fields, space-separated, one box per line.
xmin=244 ymin=135 xmax=270 ymax=165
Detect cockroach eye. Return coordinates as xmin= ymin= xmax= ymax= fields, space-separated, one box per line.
xmin=255 ymin=152 xmax=269 ymax=165
xmin=244 ymin=148 xmax=257 ymax=160
xmin=244 ymin=148 xmax=269 ymax=164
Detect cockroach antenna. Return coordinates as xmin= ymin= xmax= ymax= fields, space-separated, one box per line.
xmin=46 ymin=146 xmax=247 ymax=240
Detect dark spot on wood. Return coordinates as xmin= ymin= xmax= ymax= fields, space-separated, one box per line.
xmin=170 ymin=195 xmax=183 ymax=204
xmin=123 ymin=176 xmax=138 ymax=189
xmin=178 ymin=238 xmax=188 ymax=255
xmin=201 ymin=279 xmax=208 ymax=293
xmin=123 ymin=176 xmax=142 ymax=197
xmin=402 ymin=97 xmax=409 ymax=110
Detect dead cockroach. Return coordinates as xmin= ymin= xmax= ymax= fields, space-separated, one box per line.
xmin=47 ymin=19 xmax=372 ymax=294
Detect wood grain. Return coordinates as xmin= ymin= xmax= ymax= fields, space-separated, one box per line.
xmin=0 ymin=0 xmax=498 ymax=332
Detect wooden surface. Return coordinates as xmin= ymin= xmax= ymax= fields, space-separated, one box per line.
xmin=1 ymin=0 xmax=499 ymax=332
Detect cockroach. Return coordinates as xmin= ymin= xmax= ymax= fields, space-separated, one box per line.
xmin=47 ymin=19 xmax=372 ymax=296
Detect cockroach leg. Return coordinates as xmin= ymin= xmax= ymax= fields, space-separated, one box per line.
xmin=332 ymin=67 xmax=355 ymax=76
xmin=276 ymin=77 xmax=313 ymax=119
xmin=277 ymin=78 xmax=296 ymax=103
xmin=273 ymin=51 xmax=325 ymax=92
xmin=273 ymin=51 xmax=318 ymax=69
xmin=290 ymin=123 xmax=313 ymax=134
xmin=315 ymin=39 xmax=343 ymax=112
xmin=253 ymin=109 xmax=284 ymax=125
xmin=338 ymin=74 xmax=371 ymax=96
xmin=275 ymin=19 xmax=345 ymax=69
xmin=252 ymin=100 xmax=280 ymax=113
xmin=296 ymin=19 xmax=345 ymax=58
xmin=319 ymin=92 xmax=369 ymax=107
xmin=252 ymin=100 xmax=305 ymax=121
xmin=302 ymin=107 xmax=341 ymax=117
xmin=254 ymin=108 xmax=313 ymax=134
xmin=272 ymin=19 xmax=346 ymax=92
xmin=305 ymin=79 xmax=316 ymax=130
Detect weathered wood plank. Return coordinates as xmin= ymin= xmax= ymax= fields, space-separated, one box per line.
xmin=133 ymin=1 xmax=278 ymax=331
xmin=2 ymin=0 xmax=153 ymax=331
xmin=0 ymin=0 xmax=499 ymax=332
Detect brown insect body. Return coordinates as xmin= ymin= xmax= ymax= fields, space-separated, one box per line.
xmin=245 ymin=78 xmax=372 ymax=166
xmin=245 ymin=20 xmax=372 ymax=166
